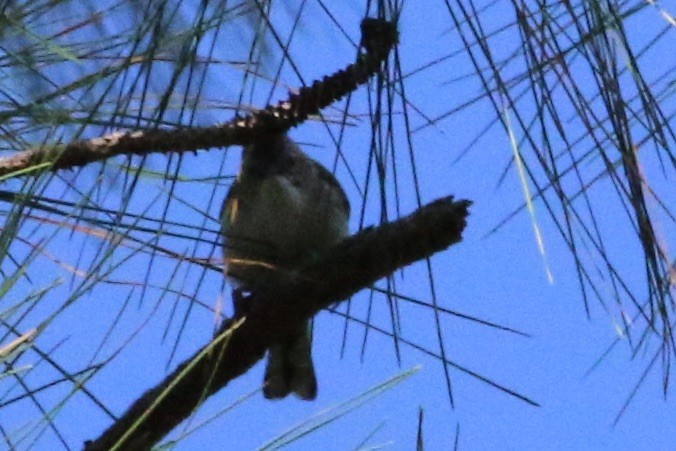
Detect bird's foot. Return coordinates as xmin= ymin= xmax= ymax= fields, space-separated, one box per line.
xmin=232 ymin=287 xmax=253 ymax=317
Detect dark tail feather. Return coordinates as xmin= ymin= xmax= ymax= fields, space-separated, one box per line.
xmin=263 ymin=325 xmax=317 ymax=400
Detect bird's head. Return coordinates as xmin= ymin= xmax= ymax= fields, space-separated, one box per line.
xmin=242 ymin=133 xmax=304 ymax=178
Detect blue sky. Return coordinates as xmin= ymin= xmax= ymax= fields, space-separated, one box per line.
xmin=1 ymin=0 xmax=674 ymax=449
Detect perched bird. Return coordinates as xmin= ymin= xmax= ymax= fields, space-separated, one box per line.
xmin=221 ymin=133 xmax=350 ymax=400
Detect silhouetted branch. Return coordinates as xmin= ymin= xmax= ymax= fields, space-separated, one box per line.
xmin=84 ymin=196 xmax=471 ymax=451
xmin=0 ymin=18 xmax=397 ymax=179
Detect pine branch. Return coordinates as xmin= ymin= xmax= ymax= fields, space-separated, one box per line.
xmin=0 ymin=18 xmax=397 ymax=179
xmin=84 ymin=196 xmax=471 ymax=451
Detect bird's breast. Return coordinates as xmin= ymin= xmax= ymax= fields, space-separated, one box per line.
xmin=224 ymin=173 xmax=348 ymax=271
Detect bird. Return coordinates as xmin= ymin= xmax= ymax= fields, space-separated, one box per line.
xmin=220 ymin=133 xmax=350 ymax=400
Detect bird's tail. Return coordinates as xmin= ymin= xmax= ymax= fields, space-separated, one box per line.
xmin=263 ymin=323 xmax=317 ymax=400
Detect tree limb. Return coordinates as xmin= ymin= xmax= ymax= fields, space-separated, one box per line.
xmin=0 ymin=19 xmax=397 ymax=179
xmin=84 ymin=196 xmax=471 ymax=451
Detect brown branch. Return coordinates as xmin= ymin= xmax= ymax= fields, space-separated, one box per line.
xmin=0 ymin=18 xmax=397 ymax=179
xmin=84 ymin=196 xmax=471 ymax=451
